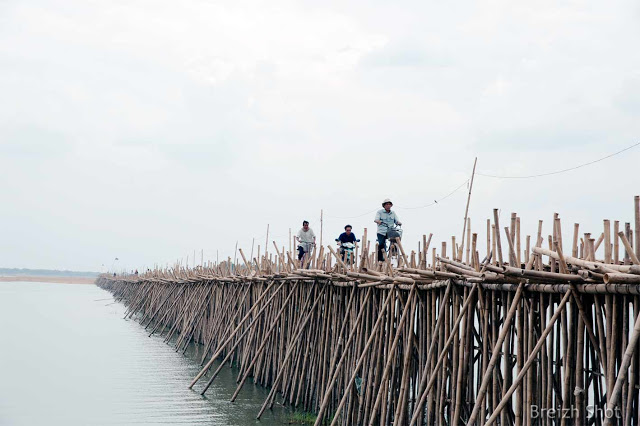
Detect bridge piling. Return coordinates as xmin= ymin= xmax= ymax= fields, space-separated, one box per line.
xmin=97 ymin=195 xmax=640 ymax=425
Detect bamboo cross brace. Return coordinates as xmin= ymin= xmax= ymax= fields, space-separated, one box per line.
xmin=189 ymin=279 xmax=278 ymax=388
xmin=603 ymin=301 xmax=640 ymax=426
xmin=618 ymin=231 xmax=640 ymax=265
xmin=409 ymin=282 xmax=479 ymax=426
xmin=467 ymin=283 xmax=524 ymax=424
xmin=230 ymin=281 xmax=305 ymax=401
xmin=327 ymin=287 xmax=399 ymax=426
xmin=257 ymin=285 xmax=327 ymax=419
xmin=199 ymin=280 xmax=288 ymax=394
xmin=405 ymin=281 xmax=453 ymax=421
xmin=393 ymin=289 xmax=418 ymax=426
xmin=313 ymin=287 xmax=385 ymax=426
xmin=484 ymin=290 xmax=572 ymax=426
xmin=367 ymin=285 xmax=418 ymax=425
xmin=395 ymin=239 xmax=410 ymax=267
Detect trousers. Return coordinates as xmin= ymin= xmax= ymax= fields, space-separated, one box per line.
xmin=377 ymin=233 xmax=387 ymax=261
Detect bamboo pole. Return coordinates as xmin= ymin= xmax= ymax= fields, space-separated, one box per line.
xmin=409 ymin=283 xmax=479 ymax=426
xmin=98 ymin=194 xmax=640 ymax=426
xmin=467 ymin=283 xmax=524 ymax=424
xmin=604 ymin=302 xmax=640 ymax=426
xmin=493 ymin=209 xmax=504 ymax=266
xmin=199 ymin=281 xmax=288 ymax=394
xmin=368 ymin=286 xmax=417 ymax=425
xmin=257 ymin=285 xmax=327 ymax=419
xmin=485 ymin=290 xmax=572 ymax=426
xmin=326 ymin=287 xmax=398 ymax=426
xmin=320 ymin=209 xmax=323 ymax=248
xmin=189 ymin=280 xmax=278 ymax=388
xmin=635 ymin=196 xmax=639 ymax=261
xmin=619 ymin=231 xmax=640 ymax=264
xmin=314 ymin=288 xmax=376 ymax=424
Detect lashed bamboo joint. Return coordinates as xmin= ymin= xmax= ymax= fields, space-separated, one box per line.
xmin=98 ymin=195 xmax=640 ymax=425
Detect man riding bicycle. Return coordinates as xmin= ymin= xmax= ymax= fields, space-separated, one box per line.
xmin=296 ymin=220 xmax=316 ymax=262
xmin=374 ymin=198 xmax=402 ymax=262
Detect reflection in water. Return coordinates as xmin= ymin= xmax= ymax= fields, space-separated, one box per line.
xmin=0 ymin=282 xmax=291 ymax=425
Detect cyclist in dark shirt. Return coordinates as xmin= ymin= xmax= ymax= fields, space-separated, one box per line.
xmin=336 ymin=225 xmax=358 ymax=261
xmin=338 ymin=225 xmax=357 ymax=244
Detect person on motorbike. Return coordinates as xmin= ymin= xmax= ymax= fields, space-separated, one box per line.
xmin=296 ymin=220 xmax=316 ymax=261
xmin=374 ymin=198 xmax=402 ymax=262
xmin=337 ymin=225 xmax=358 ymax=261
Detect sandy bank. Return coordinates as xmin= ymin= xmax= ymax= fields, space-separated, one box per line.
xmin=0 ymin=276 xmax=96 ymax=284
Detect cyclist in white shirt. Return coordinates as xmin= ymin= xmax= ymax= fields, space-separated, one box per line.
xmin=296 ymin=220 xmax=316 ymax=260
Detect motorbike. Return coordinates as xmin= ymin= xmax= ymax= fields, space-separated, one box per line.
xmin=336 ymin=238 xmax=361 ymax=264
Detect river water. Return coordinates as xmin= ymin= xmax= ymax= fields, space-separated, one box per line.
xmin=0 ymin=282 xmax=292 ymax=425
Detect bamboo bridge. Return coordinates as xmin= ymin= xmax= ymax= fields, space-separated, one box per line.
xmin=97 ymin=196 xmax=640 ymax=425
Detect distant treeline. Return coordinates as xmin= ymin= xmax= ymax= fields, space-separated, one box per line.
xmin=0 ymin=268 xmax=100 ymax=277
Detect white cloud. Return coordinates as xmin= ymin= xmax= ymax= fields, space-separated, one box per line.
xmin=0 ymin=0 xmax=639 ymax=271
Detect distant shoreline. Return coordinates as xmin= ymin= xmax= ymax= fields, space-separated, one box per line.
xmin=0 ymin=276 xmax=96 ymax=284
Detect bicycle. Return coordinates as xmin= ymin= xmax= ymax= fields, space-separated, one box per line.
xmin=379 ymin=223 xmax=403 ymax=264
xmin=297 ymin=241 xmax=315 ymax=267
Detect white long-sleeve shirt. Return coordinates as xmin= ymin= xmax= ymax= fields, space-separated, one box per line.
xmin=297 ymin=228 xmax=316 ymax=244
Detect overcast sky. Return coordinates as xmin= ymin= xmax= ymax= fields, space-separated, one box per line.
xmin=1 ymin=0 xmax=639 ymax=272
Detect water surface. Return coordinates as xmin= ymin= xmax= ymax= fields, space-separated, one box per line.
xmin=0 ymin=281 xmax=291 ymax=425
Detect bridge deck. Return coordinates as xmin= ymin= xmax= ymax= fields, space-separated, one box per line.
xmin=98 ymin=196 xmax=640 ymax=425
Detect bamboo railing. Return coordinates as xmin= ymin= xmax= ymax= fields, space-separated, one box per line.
xmin=97 ymin=195 xmax=640 ymax=425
